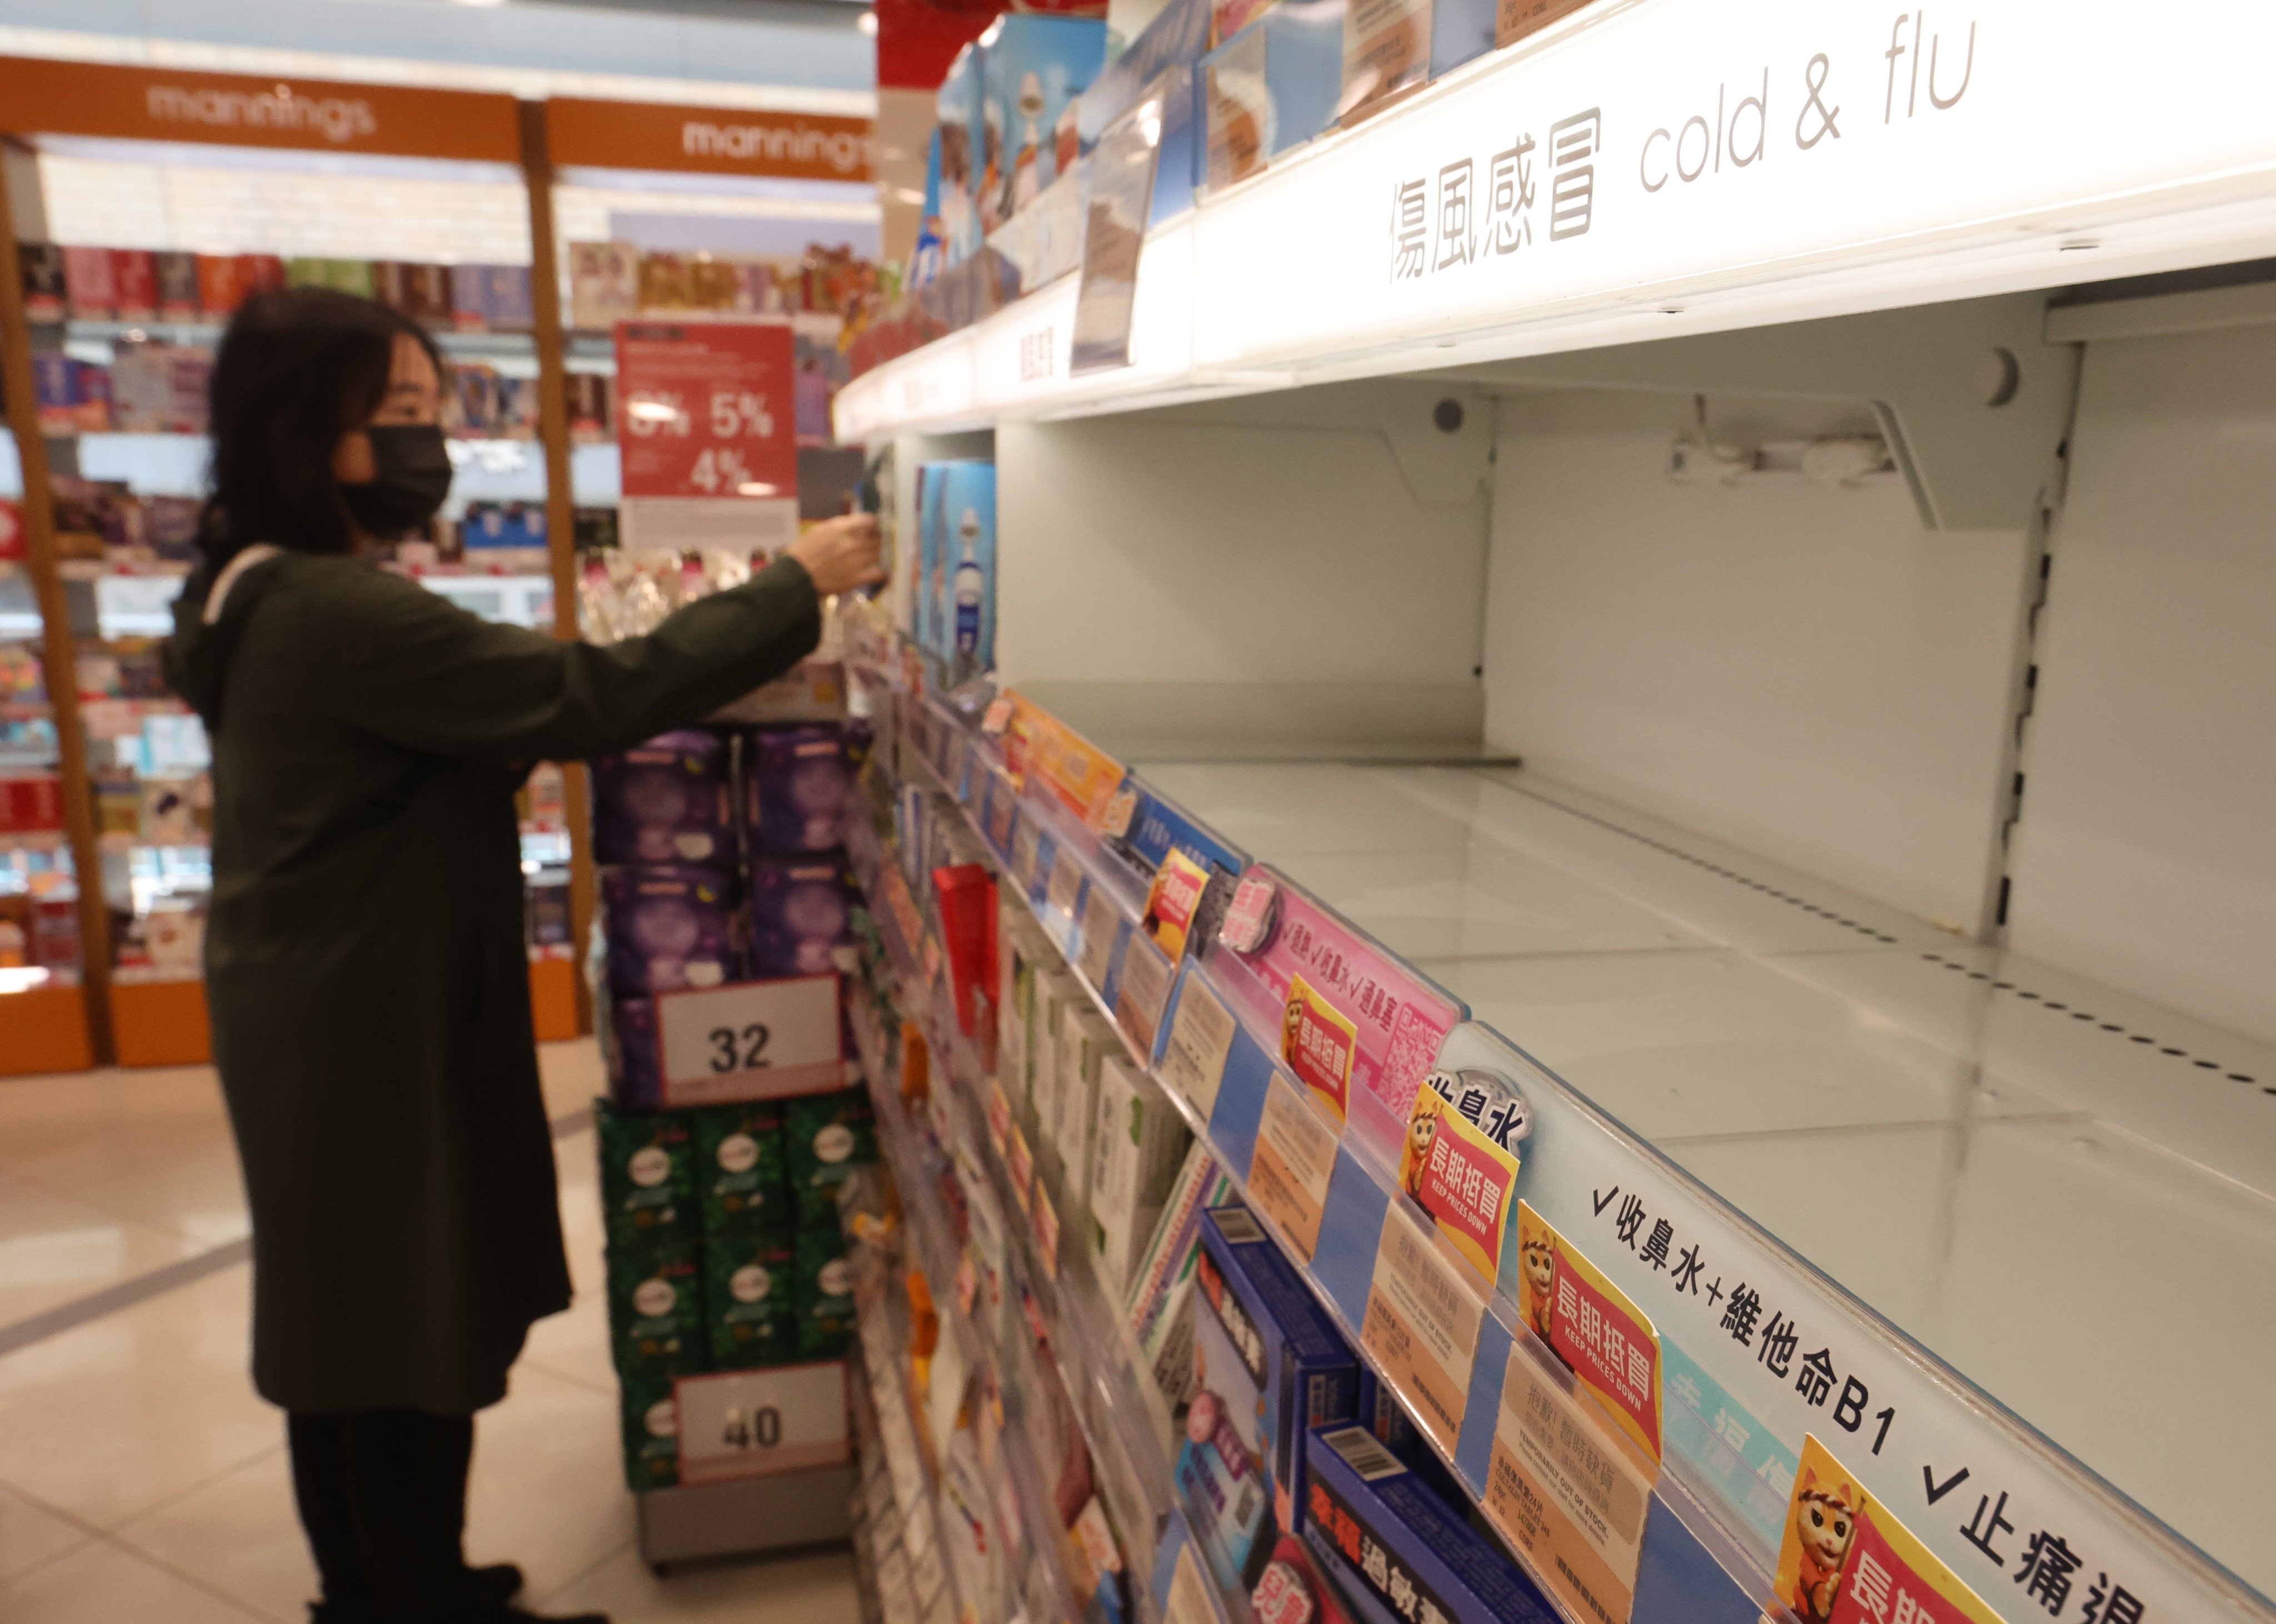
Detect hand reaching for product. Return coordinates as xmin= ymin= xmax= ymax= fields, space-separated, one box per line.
xmin=787 ymin=513 xmax=887 ymax=598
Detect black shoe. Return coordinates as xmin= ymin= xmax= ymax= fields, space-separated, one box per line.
xmin=472 ymin=1565 xmax=526 ymax=1606
xmin=307 ymin=1567 xmax=528 ymax=1622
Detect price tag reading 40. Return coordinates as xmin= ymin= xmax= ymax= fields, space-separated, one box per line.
xmin=675 ymin=1362 xmax=851 ymax=1486
xmin=614 ymin=321 xmax=798 ymax=501
xmin=654 ymin=973 xmax=845 ymax=1107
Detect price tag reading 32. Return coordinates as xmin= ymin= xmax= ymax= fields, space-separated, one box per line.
xmin=655 ymin=973 xmax=845 ymax=1106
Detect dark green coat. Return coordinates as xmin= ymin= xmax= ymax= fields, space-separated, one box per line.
xmin=164 ymin=550 xmax=820 ymax=1415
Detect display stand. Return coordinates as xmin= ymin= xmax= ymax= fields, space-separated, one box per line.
xmin=0 ymin=57 xmax=603 ymax=1062
xmin=0 ymin=175 xmax=108 ymax=1067
xmin=636 ymin=1465 xmax=859 ymax=1573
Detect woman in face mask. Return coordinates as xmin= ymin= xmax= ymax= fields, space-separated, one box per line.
xmin=161 ymin=288 xmax=884 ymax=1624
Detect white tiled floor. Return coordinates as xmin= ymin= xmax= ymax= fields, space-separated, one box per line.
xmin=0 ymin=1040 xmax=861 ymax=1622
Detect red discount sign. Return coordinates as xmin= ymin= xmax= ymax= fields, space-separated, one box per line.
xmin=614 ymin=321 xmax=798 ymax=501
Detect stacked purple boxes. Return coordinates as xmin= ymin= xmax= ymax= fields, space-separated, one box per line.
xmin=592 ymin=724 xmax=867 ymax=1111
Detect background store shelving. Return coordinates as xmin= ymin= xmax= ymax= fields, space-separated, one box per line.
xmin=0 ymin=55 xmax=889 ymax=1071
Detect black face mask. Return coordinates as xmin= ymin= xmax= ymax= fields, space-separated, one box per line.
xmin=340 ymin=423 xmax=452 ymax=539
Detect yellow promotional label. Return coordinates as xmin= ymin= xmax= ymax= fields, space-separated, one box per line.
xmin=1773 ymin=1435 xmax=2007 ymax=1624
xmin=1398 ymin=1088 xmax=1520 ymax=1283
xmin=1282 ymin=972 xmax=1359 ymax=1121
xmin=1515 ymin=1202 xmax=1664 ymax=1464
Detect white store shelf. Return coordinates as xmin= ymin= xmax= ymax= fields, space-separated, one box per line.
xmin=837 ymin=0 xmax=2276 ymax=441
xmin=1134 ymin=757 xmax=2276 ymax=1602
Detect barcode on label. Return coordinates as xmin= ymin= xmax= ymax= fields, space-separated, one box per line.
xmin=1211 ymin=1205 xmax=1265 ymax=1245
xmin=1324 ymin=1424 xmax=1407 ymax=1482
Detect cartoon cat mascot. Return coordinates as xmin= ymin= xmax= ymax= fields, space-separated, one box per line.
xmin=1519 ymin=1223 xmax=1556 ymax=1345
xmin=1787 ymin=1470 xmax=1861 ymax=1623
xmin=1401 ymin=1095 xmax=1440 ymax=1202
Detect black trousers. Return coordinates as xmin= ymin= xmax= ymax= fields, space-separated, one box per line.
xmin=287 ymin=1409 xmax=478 ymax=1616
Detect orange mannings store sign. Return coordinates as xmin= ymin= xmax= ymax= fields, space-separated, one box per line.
xmin=0 ymin=56 xmax=520 ymax=161
xmin=546 ymin=98 xmax=872 ymax=184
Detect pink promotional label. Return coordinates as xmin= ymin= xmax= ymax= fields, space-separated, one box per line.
xmin=1225 ymin=867 xmax=1462 ymax=1133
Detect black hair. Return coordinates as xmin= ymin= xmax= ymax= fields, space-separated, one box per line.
xmin=197 ymin=286 xmax=443 ymax=568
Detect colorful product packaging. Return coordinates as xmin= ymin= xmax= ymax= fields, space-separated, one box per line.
xmin=448 ymin=263 xmax=493 ymax=331
xmin=1200 ymin=0 xmax=1344 ymax=191
xmin=601 ymin=996 xmax=662 ymax=1112
xmin=153 ymin=251 xmax=201 ymax=321
xmin=703 ymin=1226 xmax=800 ymax=1369
xmin=935 ymin=43 xmax=988 ymax=266
xmin=591 ymin=730 xmax=735 ymax=868
xmin=593 ymin=1096 xmax=698 ymax=1250
xmin=62 ymin=244 xmax=117 ymax=318
xmin=486 ymin=264 xmax=535 ymax=331
xmin=795 ymin=1225 xmax=859 ymax=1357
xmin=618 ymin=1365 xmax=682 ymax=1490
xmin=742 ymin=724 xmax=854 ymax=855
xmin=606 ymin=1239 xmax=707 ymax=1373
xmin=1081 ymin=0 xmax=1211 ymax=224
xmin=745 ymin=855 xmax=855 ymax=979
xmin=569 ymin=240 xmax=641 ymax=329
xmin=1052 ymin=1010 xmax=1114 ymax=1221
xmin=17 ymin=243 xmax=66 ymax=322
xmin=598 ymin=865 xmax=743 ymax=998
xmin=933 ymin=862 xmax=1000 ymax=1043
xmin=1184 ymin=1203 xmax=1358 ymax=1591
xmin=1344 ymin=0 xmax=1495 ymax=124
xmin=110 ymin=249 xmax=157 ymax=321
xmin=977 ymin=14 xmax=1109 ymax=223
xmin=934 ymin=461 xmax=999 ymax=676
xmin=691 ymin=1099 xmax=791 ymax=1234
xmin=1095 ymin=1053 xmax=1199 ymax=1300
xmin=785 ymin=1085 xmax=879 ymax=1226
xmin=1301 ymin=1425 xmax=1560 ymax=1624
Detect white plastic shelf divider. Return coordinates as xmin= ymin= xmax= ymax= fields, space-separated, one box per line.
xmin=886 ymin=677 xmax=2276 ymax=1624
xmin=837 ymin=1 xmax=2276 ymax=442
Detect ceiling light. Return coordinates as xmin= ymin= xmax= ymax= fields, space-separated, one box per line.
xmin=857 ymin=10 xmax=878 ymax=33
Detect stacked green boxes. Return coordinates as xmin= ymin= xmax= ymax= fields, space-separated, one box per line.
xmin=596 ymin=1087 xmax=876 ymax=1490
xmin=783 ymin=1086 xmax=873 ymax=1357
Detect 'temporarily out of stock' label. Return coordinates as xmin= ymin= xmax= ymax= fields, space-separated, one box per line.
xmin=1165 ymin=1545 xmax=1217 ymax=1624
xmin=1047 ymin=847 xmax=1086 ymax=919
xmin=1246 ymin=1071 xmax=1339 ymax=1262
xmin=1360 ymin=1207 xmax=1485 ymax=1456
xmin=1077 ymin=884 xmax=1122 ymax=992
xmin=1158 ymin=973 xmax=1238 ymax=1119
xmin=1485 ymin=1345 xmax=1656 ymax=1624
xmin=1115 ymin=935 xmax=1175 ymax=1060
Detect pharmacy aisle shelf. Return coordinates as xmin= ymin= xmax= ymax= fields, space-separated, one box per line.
xmin=885 ymin=691 xmax=1772 ymax=1624
xmin=883 ymin=678 xmax=2275 ymax=1624
xmin=846 ymin=946 xmax=1100 ymax=1624
xmin=846 ymin=787 xmax=1200 ymax=1624
xmin=837 ymin=3 xmax=2276 ymax=442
